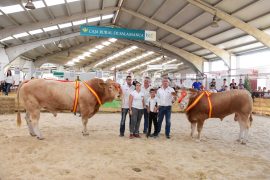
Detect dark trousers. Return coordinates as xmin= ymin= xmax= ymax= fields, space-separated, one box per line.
xmin=130 ymin=107 xmax=144 ymax=135
xmin=148 ymin=112 xmax=158 ymax=136
xmin=4 ymin=83 xmax=12 ymax=96
xmin=120 ymin=108 xmax=131 ymax=135
xmin=143 ymin=108 xmax=149 ymax=133
xmin=157 ymin=106 xmax=172 ymax=136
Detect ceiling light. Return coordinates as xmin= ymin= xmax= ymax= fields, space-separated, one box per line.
xmin=0 ymin=36 xmax=13 ymax=41
xmin=43 ymin=26 xmax=58 ymax=32
xmin=59 ymin=22 xmax=72 ymax=28
xmin=25 ymin=0 xmax=35 ymax=10
xmin=108 ymin=38 xmax=117 ymax=42
xmin=83 ymin=52 xmax=91 ymax=57
xmin=67 ymin=0 xmax=80 ymax=2
xmin=29 ymin=29 xmax=43 ymax=35
xmin=58 ymin=42 xmax=63 ymax=48
xmin=72 ymin=19 xmax=86 ymax=26
xmin=96 ymin=45 xmax=104 ymax=49
xmin=102 ymin=14 xmax=114 ymax=20
xmin=13 ymin=32 xmax=29 ymax=38
xmin=0 ymin=5 xmax=24 ymax=14
xmin=102 ymin=41 xmax=111 ymax=46
xmin=88 ymin=16 xmax=101 ymax=23
xmin=45 ymin=0 xmax=65 ymax=6
xmin=211 ymin=14 xmax=219 ymax=28
xmin=89 ymin=48 xmax=98 ymax=53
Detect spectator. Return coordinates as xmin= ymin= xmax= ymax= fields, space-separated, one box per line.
xmin=119 ymin=76 xmax=135 ymax=137
xmin=209 ymin=84 xmax=217 ymax=93
xmin=230 ymin=79 xmax=237 ymax=89
xmin=264 ymin=90 xmax=270 ymax=98
xmin=192 ymin=79 xmax=202 ymax=91
xmin=220 ymin=78 xmax=227 ymax=91
xmin=209 ymin=78 xmax=216 ymax=89
xmin=141 ymin=77 xmax=151 ymax=134
xmin=129 ymin=81 xmax=145 ymax=139
xmin=3 ymin=70 xmax=14 ymax=96
xmin=146 ymin=88 xmax=158 ymax=138
xmin=238 ymin=79 xmax=244 ymax=89
xmin=156 ymin=77 xmax=176 ymax=139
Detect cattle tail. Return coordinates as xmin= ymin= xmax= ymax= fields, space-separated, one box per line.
xmin=16 ymin=80 xmax=29 ymax=127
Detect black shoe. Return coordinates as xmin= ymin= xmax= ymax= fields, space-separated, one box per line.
xmin=119 ymin=134 xmax=124 ymax=137
xmin=166 ymin=135 xmax=170 ymax=139
xmin=149 ymin=134 xmax=154 ymax=137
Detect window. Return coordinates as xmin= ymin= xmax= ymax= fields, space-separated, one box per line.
xmin=102 ymin=14 xmax=114 ymax=20
xmin=0 ymin=36 xmax=13 ymax=41
xmin=88 ymin=16 xmax=101 ymax=23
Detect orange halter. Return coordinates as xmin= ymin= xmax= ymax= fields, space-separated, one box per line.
xmin=184 ymin=91 xmax=213 ymax=118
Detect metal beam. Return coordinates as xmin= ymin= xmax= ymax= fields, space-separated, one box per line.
xmin=0 ymin=7 xmax=118 ymax=40
xmin=42 ymin=0 xmax=55 ymax=19
xmin=34 ymin=38 xmax=101 ymax=67
xmin=113 ymin=0 xmax=125 ymax=24
xmin=64 ymin=0 xmax=71 ymax=16
xmin=187 ymin=0 xmax=270 ymax=48
xmin=121 ymin=7 xmax=231 ymax=68
xmin=5 ymin=32 xmax=80 ymax=62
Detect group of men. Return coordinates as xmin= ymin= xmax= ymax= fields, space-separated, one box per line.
xmin=119 ymin=76 xmax=176 ymax=139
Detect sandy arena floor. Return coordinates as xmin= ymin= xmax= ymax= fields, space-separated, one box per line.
xmin=0 ymin=112 xmax=270 ymax=180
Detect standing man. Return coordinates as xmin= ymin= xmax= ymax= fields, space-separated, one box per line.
xmin=119 ymin=76 xmax=135 ymax=137
xmin=192 ymin=79 xmax=202 ymax=91
xmin=156 ymin=78 xmax=176 ymax=139
xmin=141 ymin=77 xmax=151 ymax=134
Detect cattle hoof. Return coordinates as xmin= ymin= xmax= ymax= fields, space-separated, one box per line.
xmin=241 ymin=141 xmax=247 ymax=145
xmin=82 ymin=132 xmax=89 ymax=136
xmin=37 ymin=137 xmax=45 ymax=140
xmin=30 ymin=132 xmax=36 ymax=137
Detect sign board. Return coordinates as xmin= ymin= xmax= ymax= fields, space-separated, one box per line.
xmin=53 ymin=71 xmax=64 ymax=77
xmin=80 ymin=25 xmax=156 ymax=41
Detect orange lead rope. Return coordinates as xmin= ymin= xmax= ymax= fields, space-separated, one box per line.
xmin=72 ymin=81 xmax=80 ymax=114
xmin=185 ymin=91 xmax=213 ymax=118
xmin=83 ymin=81 xmax=102 ymax=105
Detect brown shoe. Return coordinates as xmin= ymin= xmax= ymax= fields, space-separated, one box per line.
xmin=134 ymin=134 xmax=141 ymax=138
xmin=129 ymin=134 xmax=134 ymax=139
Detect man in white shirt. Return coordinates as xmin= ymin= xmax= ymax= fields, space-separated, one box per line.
xmin=120 ymin=76 xmax=135 ymax=137
xmin=141 ymin=77 xmax=151 ymax=134
xmin=156 ymin=77 xmax=176 ymax=139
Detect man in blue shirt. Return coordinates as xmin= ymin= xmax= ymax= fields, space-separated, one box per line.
xmin=192 ymin=79 xmax=202 ymax=91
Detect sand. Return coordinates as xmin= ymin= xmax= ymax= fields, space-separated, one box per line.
xmin=0 ymin=112 xmax=270 ymax=180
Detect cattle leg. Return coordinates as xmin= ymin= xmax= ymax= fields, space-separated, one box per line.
xmin=81 ymin=118 xmax=89 ymax=136
xmin=237 ymin=121 xmax=244 ymax=142
xmin=30 ymin=110 xmax=44 ymax=140
xmin=190 ymin=123 xmax=196 ymax=138
xmin=197 ymin=120 xmax=205 ymax=140
xmin=25 ymin=112 xmax=36 ymax=136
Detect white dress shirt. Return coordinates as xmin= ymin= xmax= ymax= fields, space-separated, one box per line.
xmin=5 ymin=76 xmax=14 ymax=84
xmin=130 ymin=90 xmax=144 ymax=109
xmin=156 ymin=86 xmax=175 ymax=106
xmin=147 ymin=97 xmax=158 ymax=112
xmin=141 ymin=85 xmax=151 ymax=108
xmin=121 ymin=84 xmax=135 ymax=108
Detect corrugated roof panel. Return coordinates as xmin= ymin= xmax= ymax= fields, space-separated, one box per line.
xmin=48 ymin=5 xmax=67 ymax=17
xmin=139 ymin=0 xmax=164 ymax=17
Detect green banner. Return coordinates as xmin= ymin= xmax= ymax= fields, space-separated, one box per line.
xmin=80 ymin=25 xmax=156 ymax=41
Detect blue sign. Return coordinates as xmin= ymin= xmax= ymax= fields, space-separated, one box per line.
xmin=80 ymin=25 xmax=156 ymax=41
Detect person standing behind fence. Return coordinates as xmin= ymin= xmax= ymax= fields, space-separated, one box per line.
xmin=141 ymin=77 xmax=151 ymax=134
xmin=192 ymin=79 xmax=202 ymax=91
xmin=129 ymin=82 xmax=145 ymax=139
xmin=146 ymin=88 xmax=158 ymax=138
xmin=119 ymin=76 xmax=135 ymax=137
xmin=4 ymin=70 xmax=14 ymax=96
xmin=156 ymin=78 xmax=176 ymax=139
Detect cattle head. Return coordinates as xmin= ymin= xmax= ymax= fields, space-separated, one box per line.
xmin=105 ymin=79 xmax=122 ymax=98
xmin=177 ymin=88 xmax=197 ymax=110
